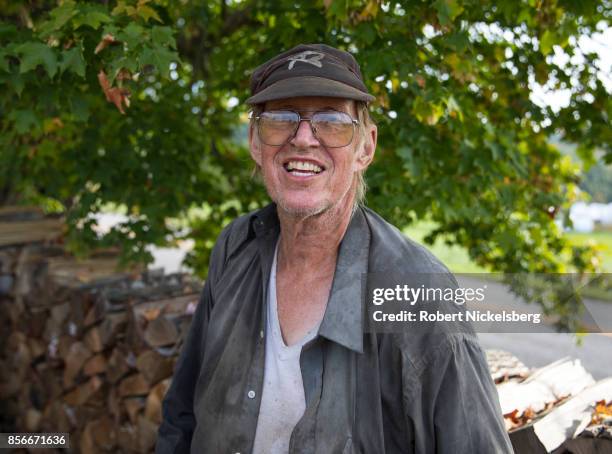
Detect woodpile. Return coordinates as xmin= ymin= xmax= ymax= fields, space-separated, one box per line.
xmin=486 ymin=349 xmax=530 ymax=384
xmin=488 ymin=354 xmax=612 ymax=453
xmin=0 ymin=207 xmax=202 ymax=453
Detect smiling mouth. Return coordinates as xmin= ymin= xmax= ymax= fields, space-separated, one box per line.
xmin=283 ymin=160 xmax=325 ymax=176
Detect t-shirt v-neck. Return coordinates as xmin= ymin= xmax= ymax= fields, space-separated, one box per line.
xmin=252 ymin=241 xmax=321 ymax=453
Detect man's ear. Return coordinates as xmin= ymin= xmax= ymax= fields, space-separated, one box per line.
xmin=355 ymin=124 xmax=377 ymax=171
xmin=248 ymin=122 xmax=263 ymax=167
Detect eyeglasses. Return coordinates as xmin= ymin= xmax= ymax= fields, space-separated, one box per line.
xmin=254 ymin=110 xmax=359 ymax=148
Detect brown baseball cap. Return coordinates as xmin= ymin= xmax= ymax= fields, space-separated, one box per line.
xmin=246 ymin=43 xmax=375 ymax=105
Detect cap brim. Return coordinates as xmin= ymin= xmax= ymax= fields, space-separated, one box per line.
xmin=246 ymin=76 xmax=375 ymax=104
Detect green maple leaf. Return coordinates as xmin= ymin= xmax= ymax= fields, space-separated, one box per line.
xmin=60 ymin=47 xmax=86 ymax=77
xmin=73 ymin=11 xmax=112 ymax=30
xmin=140 ymin=46 xmax=176 ymax=77
xmin=138 ymin=5 xmax=162 ymax=23
xmin=39 ymin=0 xmax=77 ymax=34
xmin=16 ymin=42 xmax=58 ymax=78
xmin=10 ymin=109 xmax=39 ymax=134
xmin=118 ymin=22 xmax=146 ymax=49
xmin=151 ymin=26 xmax=175 ymax=49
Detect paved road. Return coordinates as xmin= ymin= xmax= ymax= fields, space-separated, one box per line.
xmin=458 ymin=276 xmax=612 ymax=331
xmin=459 ymin=277 xmax=612 ymax=380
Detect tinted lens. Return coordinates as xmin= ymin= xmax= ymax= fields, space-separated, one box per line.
xmin=312 ymin=111 xmax=355 ymax=147
xmin=258 ymin=111 xmax=299 ymax=146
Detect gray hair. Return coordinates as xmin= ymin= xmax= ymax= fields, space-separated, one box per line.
xmin=353 ymin=101 xmax=373 ymax=206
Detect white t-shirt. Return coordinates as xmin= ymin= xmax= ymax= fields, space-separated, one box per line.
xmin=252 ymin=243 xmax=320 ymax=454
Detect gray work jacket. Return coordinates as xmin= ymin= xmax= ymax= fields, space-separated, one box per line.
xmin=156 ymin=204 xmax=513 ymax=454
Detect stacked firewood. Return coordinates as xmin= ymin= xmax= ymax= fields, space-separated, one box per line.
xmin=0 ymin=207 xmax=202 ymax=453
xmin=486 ymin=349 xmax=530 ymax=384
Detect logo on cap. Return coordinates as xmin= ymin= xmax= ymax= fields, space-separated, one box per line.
xmin=287 ymin=51 xmax=324 ymax=70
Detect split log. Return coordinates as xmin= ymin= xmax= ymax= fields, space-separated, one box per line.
xmin=14 ymin=244 xmax=64 ymax=306
xmin=99 ymin=312 xmax=128 ymax=346
xmin=124 ymin=397 xmax=146 ymax=425
xmin=41 ymin=400 xmax=73 ymax=433
xmin=47 ymin=302 xmax=72 ymax=337
xmin=0 ymin=205 xmax=45 ymax=221
xmin=80 ymin=415 xmax=117 ymax=454
xmin=83 ymin=353 xmax=107 ymax=376
xmin=143 ymin=315 xmax=178 ymax=348
xmin=107 ymin=385 xmax=121 ymax=422
xmin=63 ymin=341 xmax=92 ymax=388
xmin=26 ymin=336 xmax=46 ymax=361
xmin=138 ymin=415 xmax=158 ymax=453
xmin=45 ymin=252 xmax=143 ymax=289
xmin=144 ymin=379 xmax=170 ymax=425
xmin=0 ymin=217 xmax=64 ymax=247
xmin=133 ymin=293 xmax=199 ymax=319
xmin=23 ymin=408 xmax=42 ymax=432
xmin=34 ymin=362 xmax=64 ymax=403
xmin=63 ymin=375 xmax=104 ymax=406
xmin=118 ymin=373 xmax=150 ymax=398
xmin=107 ymin=347 xmax=133 ymax=384
xmin=117 ymin=424 xmax=140 ymax=453
xmin=84 ymin=326 xmax=105 ymax=353
xmin=56 ymin=334 xmax=77 ymax=360
xmin=136 ymin=350 xmax=174 ymax=386
xmin=125 ymin=307 xmax=147 ymax=354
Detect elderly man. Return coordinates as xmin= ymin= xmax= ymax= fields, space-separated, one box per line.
xmin=156 ymin=44 xmax=513 ymax=454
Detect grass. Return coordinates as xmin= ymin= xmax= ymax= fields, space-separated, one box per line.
xmin=403 ymin=221 xmax=486 ymax=273
xmin=566 ymin=229 xmax=612 ymax=273
xmin=404 ymin=222 xmax=612 ymax=274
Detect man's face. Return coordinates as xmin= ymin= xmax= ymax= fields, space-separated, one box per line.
xmin=249 ymin=96 xmax=376 ymax=217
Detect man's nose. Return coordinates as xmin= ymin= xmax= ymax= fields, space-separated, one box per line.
xmin=290 ymin=119 xmax=320 ymax=148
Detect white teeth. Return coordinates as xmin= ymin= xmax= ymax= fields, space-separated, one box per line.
xmin=286 ymin=161 xmax=322 ymax=173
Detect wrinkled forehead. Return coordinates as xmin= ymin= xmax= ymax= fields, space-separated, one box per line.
xmin=264 ymin=96 xmax=357 ymax=115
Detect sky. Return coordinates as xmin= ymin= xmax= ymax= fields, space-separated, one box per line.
xmin=530 ymin=25 xmax=611 ymax=112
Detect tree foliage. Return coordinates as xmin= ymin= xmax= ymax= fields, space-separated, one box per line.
xmin=1 ymin=0 xmax=610 ymax=326
xmin=582 ymin=162 xmax=612 ymax=203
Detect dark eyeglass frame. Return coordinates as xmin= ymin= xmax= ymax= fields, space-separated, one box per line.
xmin=254 ymin=110 xmax=360 ymax=148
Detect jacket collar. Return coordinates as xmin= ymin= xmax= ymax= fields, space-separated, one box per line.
xmin=252 ymin=203 xmax=369 ymax=354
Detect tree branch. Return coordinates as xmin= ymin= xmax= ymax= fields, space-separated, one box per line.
xmin=176 ymin=3 xmax=257 ymax=77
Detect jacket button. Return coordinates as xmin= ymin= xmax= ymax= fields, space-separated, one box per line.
xmin=247 ymin=390 xmax=256 ymax=399
xmin=260 ymin=330 xmax=264 ymax=338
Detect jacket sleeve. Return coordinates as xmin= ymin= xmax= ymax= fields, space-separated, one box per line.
xmin=155 ymin=228 xmax=230 ymax=454
xmin=403 ymin=334 xmax=514 ymax=454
